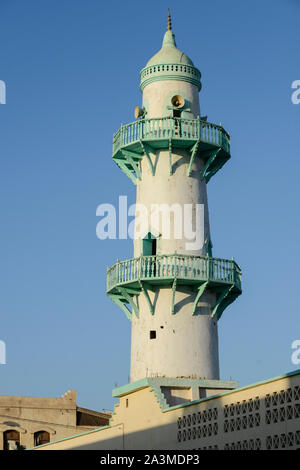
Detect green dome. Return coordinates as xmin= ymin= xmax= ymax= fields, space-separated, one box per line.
xmin=140 ymin=13 xmax=201 ymax=92
xmin=146 ymin=30 xmax=194 ymax=67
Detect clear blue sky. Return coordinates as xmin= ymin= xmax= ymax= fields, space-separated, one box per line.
xmin=0 ymin=0 xmax=299 ymax=412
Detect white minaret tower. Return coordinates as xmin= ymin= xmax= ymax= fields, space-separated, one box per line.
xmin=107 ymin=13 xmax=242 ymax=389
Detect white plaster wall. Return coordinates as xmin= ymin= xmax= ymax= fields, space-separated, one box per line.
xmin=142 ymin=80 xmax=200 ymax=118
xmin=130 ymin=287 xmax=219 ymax=382
xmin=134 ymin=149 xmax=211 ymax=258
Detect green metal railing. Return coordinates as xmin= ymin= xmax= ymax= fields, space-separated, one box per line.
xmin=112 ymin=117 xmax=230 ymax=156
xmin=107 ymin=253 xmax=241 ymax=293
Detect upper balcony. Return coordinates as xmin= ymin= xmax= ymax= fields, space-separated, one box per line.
xmin=112 ymin=117 xmax=231 ymax=185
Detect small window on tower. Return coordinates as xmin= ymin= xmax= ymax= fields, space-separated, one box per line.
xmin=142 ymin=232 xmax=157 ymax=256
xmin=150 ymin=330 xmax=156 ymax=339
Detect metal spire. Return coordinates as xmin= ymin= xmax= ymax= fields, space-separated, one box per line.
xmin=168 ymin=9 xmax=172 ymax=31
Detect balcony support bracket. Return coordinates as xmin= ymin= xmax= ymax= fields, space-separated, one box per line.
xmin=169 ymin=139 xmax=173 ymax=175
xmin=139 ymin=140 xmax=155 ymax=176
xmin=115 ymin=159 xmax=137 ymax=186
xmin=118 ymin=287 xmax=139 ymax=318
xmin=205 ymin=154 xmax=228 ymax=183
xmin=139 ymin=281 xmax=154 ymax=316
xmin=215 ymin=289 xmax=240 ymax=321
xmin=200 ymin=148 xmax=221 ymax=181
xmin=192 ymin=281 xmax=209 ymax=315
xmin=187 ymin=139 xmax=201 ymax=177
xmin=171 ymin=277 xmax=177 ymax=315
xmin=108 ymin=293 xmax=132 ymax=322
xmin=211 ymin=284 xmax=234 ymax=320
xmin=121 ymin=149 xmax=142 ymax=180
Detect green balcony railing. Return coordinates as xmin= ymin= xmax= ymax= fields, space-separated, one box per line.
xmin=112 ymin=117 xmax=230 ymax=157
xmin=106 ymin=253 xmax=241 ymax=293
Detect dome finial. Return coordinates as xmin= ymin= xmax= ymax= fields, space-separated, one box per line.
xmin=162 ymin=10 xmax=176 ymax=48
xmin=168 ymin=9 xmax=172 ymax=31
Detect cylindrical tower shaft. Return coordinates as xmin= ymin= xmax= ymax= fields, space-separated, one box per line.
xmin=106 ymin=13 xmax=242 ymax=385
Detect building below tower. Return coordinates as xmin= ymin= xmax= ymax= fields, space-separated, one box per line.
xmin=0 ymin=390 xmax=111 ymax=450
xmin=33 ymin=369 xmax=300 ymax=450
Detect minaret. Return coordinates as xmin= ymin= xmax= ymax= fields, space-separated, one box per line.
xmin=107 ymin=13 xmax=242 ymax=384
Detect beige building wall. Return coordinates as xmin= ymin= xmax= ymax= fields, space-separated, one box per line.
xmin=0 ymin=390 xmax=110 ymax=450
xmin=34 ymin=370 xmax=300 ymax=450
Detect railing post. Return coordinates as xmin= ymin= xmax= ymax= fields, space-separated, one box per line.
xmin=207 ymin=253 xmax=212 ymax=280
xmin=140 ymin=119 xmax=143 ymax=140
xmin=174 ymin=251 xmax=177 ymax=277
xmin=116 ymin=260 xmax=120 ymax=284
xmin=231 ymin=257 xmax=235 ymax=283
xmin=120 ymin=125 xmax=124 ymax=147
xmin=106 ymin=267 xmax=110 ymax=290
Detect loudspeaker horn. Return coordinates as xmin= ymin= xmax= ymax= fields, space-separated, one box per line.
xmin=171 ymin=95 xmax=185 ymax=108
xmin=134 ymin=106 xmax=145 ymax=119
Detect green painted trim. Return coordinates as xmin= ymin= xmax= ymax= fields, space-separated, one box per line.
xmin=168 ymin=138 xmax=172 ymax=175
xmin=113 ymin=377 xmax=238 ymax=412
xmin=200 ymin=148 xmax=221 ymax=181
xmin=140 ymin=75 xmax=201 ymax=91
xmin=216 ymin=291 xmax=241 ymax=321
xmin=107 ymin=254 xmax=242 ymax=320
xmin=192 ymin=281 xmax=209 ymax=315
xmin=118 ymin=287 xmax=139 ymax=318
xmin=121 ymin=150 xmax=142 ymax=180
xmin=123 ymin=287 xmax=141 ymax=295
xmin=149 ymin=387 xmax=169 ymax=411
xmin=115 ymin=160 xmax=137 ymax=185
xmin=140 ymin=63 xmax=201 ymax=79
xmin=207 ymin=238 xmax=213 ymax=257
xmin=28 ymin=425 xmax=110 ymax=450
xmin=163 ymin=368 xmax=300 ymax=413
xmin=106 ymin=253 xmax=242 ymax=320
xmin=140 ymin=281 xmax=154 ymax=315
xmin=211 ymin=285 xmax=234 ymax=319
xmin=112 ymin=376 xmax=237 ymax=398
xmin=112 ymin=117 xmax=230 ymax=184
xmin=187 ymin=139 xmax=200 ymax=177
xmin=140 ymin=227 xmax=161 ymax=240
xmin=171 ymin=277 xmax=177 ymax=315
xmin=142 ymin=281 xmax=155 ymax=292
xmin=121 ymin=149 xmax=143 ymax=160
xmin=112 ymin=378 xmax=149 ymax=397
xmin=205 ymin=157 xmax=227 ymax=183
xmin=107 ymin=253 xmax=241 ymax=292
xmin=108 ymin=294 xmax=132 ymax=322
xmin=139 ymin=140 xmax=155 ymax=176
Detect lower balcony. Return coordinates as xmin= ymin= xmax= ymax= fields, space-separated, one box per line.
xmin=106 ymin=253 xmax=242 ymax=322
